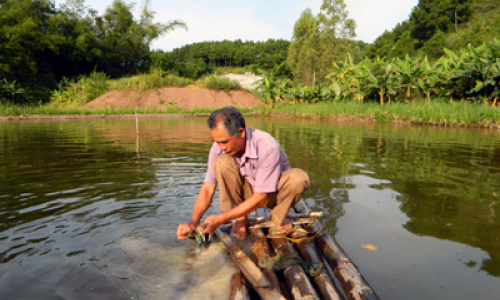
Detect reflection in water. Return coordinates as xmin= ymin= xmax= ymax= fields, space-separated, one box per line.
xmin=0 ymin=117 xmax=500 ymax=300
xmin=334 ymin=174 xmax=497 ymax=300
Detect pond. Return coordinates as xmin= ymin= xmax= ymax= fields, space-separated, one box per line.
xmin=0 ymin=116 xmax=499 ymax=300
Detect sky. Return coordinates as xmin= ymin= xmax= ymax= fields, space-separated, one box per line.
xmin=55 ymin=0 xmax=420 ymax=51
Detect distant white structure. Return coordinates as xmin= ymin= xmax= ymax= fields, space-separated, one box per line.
xmin=218 ymin=73 xmax=262 ymax=90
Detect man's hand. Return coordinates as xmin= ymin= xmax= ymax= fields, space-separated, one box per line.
xmin=176 ymin=222 xmax=196 ymax=240
xmin=199 ymin=215 xmax=223 ymax=235
xmin=230 ymin=216 xmax=248 ymax=239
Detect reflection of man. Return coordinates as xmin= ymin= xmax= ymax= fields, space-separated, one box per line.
xmin=176 ymin=107 xmax=310 ymax=239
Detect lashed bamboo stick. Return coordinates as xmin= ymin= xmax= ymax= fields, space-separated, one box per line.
xmin=293 ymin=200 xmax=380 ymax=300
xmin=249 ymin=228 xmax=282 ymax=294
xmin=248 ymin=212 xmax=323 ymax=224
xmin=268 ymin=228 xmax=320 ymax=300
xmin=216 ymin=226 xmax=287 ymax=300
xmin=291 ymin=225 xmax=345 ymax=300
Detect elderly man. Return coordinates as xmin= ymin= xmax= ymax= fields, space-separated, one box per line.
xmin=176 ymin=107 xmax=310 ymax=239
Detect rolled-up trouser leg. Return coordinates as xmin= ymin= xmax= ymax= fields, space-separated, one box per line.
xmin=214 ymin=154 xmax=253 ymax=213
xmin=267 ymin=168 xmax=310 ymax=226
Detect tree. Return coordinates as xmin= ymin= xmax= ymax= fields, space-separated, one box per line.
xmin=0 ymin=0 xmax=66 ymax=101
xmin=287 ymin=9 xmax=320 ymax=85
xmin=93 ymin=0 xmax=186 ymax=77
xmin=287 ymin=0 xmax=356 ymax=85
xmin=0 ymin=0 xmax=186 ymax=103
xmin=411 ymin=0 xmax=473 ymax=43
xmin=318 ymin=0 xmax=356 ymax=72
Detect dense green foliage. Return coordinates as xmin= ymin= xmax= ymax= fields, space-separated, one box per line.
xmin=259 ymin=39 xmax=500 ymax=106
xmin=0 ymin=0 xmax=185 ymax=104
xmin=364 ymin=0 xmax=499 ymax=60
xmin=150 ymin=39 xmax=290 ymax=79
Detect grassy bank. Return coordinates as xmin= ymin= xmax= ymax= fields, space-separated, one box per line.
xmin=0 ymin=104 xmax=260 ymax=118
xmin=265 ymin=101 xmax=500 ymax=127
xmin=0 ymin=104 xmax=216 ymax=116
xmin=2 ymin=100 xmax=500 ymax=128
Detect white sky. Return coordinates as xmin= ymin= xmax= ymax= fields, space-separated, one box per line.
xmin=55 ymin=0 xmax=419 ymax=51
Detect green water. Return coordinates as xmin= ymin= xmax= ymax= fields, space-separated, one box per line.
xmin=0 ymin=117 xmax=499 ymax=300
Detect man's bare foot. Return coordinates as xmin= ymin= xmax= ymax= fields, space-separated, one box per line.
xmin=230 ymin=216 xmax=248 ymax=239
xmin=275 ymin=218 xmax=293 ymax=235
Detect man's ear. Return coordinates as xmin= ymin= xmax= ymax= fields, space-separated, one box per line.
xmin=239 ymin=128 xmax=245 ymax=138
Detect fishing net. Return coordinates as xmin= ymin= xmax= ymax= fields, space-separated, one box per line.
xmin=186 ymin=227 xmax=213 ymax=251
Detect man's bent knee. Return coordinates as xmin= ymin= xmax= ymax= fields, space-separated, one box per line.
xmin=281 ymin=168 xmax=310 ymax=192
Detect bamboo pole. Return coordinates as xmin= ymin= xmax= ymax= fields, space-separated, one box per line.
xmin=248 ymin=212 xmax=323 ymax=225
xmin=135 ymin=108 xmax=140 ymax=158
xmin=249 ymin=228 xmax=282 ymax=294
xmin=230 ymin=271 xmax=252 ymax=300
xmin=268 ymin=228 xmax=320 ymax=300
xmin=293 ymin=200 xmax=379 ymax=300
xmin=249 ymin=217 xmax=318 ymax=230
xmin=291 ymin=225 xmax=345 ymax=300
xmin=215 ymin=226 xmax=287 ymax=300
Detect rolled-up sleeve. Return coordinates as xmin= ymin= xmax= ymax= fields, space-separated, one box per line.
xmin=204 ymin=143 xmax=221 ymax=184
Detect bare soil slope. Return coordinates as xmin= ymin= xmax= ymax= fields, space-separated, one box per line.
xmin=85 ymin=85 xmax=263 ymax=110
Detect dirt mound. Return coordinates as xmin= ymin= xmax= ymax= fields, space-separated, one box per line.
xmin=85 ymin=85 xmax=263 ymax=110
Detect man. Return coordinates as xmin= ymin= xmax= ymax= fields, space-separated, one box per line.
xmin=176 ymin=107 xmax=310 ymax=239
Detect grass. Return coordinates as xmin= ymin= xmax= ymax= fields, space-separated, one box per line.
xmin=2 ymin=100 xmax=500 ymax=128
xmin=3 ymin=99 xmax=499 ymax=128
xmin=0 ymin=103 xmax=208 ymax=116
xmin=110 ymin=72 xmax=193 ymax=91
xmin=0 ymin=103 xmax=258 ymax=116
xmin=266 ymin=100 xmax=500 ymax=127
xmin=198 ymin=75 xmax=243 ymax=92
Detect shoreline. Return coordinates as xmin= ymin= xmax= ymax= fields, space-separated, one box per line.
xmin=2 ymin=112 xmax=499 ymax=129
xmin=0 ymin=113 xmax=210 ymax=121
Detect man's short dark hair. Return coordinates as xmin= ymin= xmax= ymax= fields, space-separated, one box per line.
xmin=207 ymin=107 xmax=246 ymax=136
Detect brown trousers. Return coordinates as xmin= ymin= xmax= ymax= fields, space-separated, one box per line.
xmin=214 ymin=154 xmax=310 ymax=225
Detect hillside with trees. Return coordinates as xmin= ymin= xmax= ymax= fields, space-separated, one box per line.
xmin=150 ymin=39 xmax=290 ymax=79
xmin=363 ymin=0 xmax=500 ymax=60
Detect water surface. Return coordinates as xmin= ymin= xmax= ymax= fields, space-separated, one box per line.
xmin=0 ymin=117 xmax=499 ymax=300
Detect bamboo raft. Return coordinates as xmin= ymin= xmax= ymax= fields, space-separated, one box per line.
xmin=215 ymin=200 xmax=380 ymax=300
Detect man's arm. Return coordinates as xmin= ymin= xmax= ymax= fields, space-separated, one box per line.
xmin=200 ymin=192 xmax=268 ymax=234
xmin=176 ymin=182 xmax=216 ymax=239
xmin=220 ymin=192 xmax=267 ymax=223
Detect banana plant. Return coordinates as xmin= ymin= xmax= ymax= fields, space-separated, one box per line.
xmin=435 ymin=49 xmax=463 ymax=101
xmin=393 ymin=55 xmax=423 ymax=102
xmin=257 ymin=69 xmax=291 ymax=108
xmin=0 ymin=79 xmax=27 ymax=104
xmin=463 ymin=41 xmax=500 ymax=105
xmin=361 ymin=57 xmax=397 ymax=105
xmin=416 ymin=57 xmax=440 ymax=102
xmin=326 ymin=55 xmax=357 ymax=101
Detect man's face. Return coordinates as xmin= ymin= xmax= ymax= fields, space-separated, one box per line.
xmin=210 ymin=126 xmax=246 ymax=156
